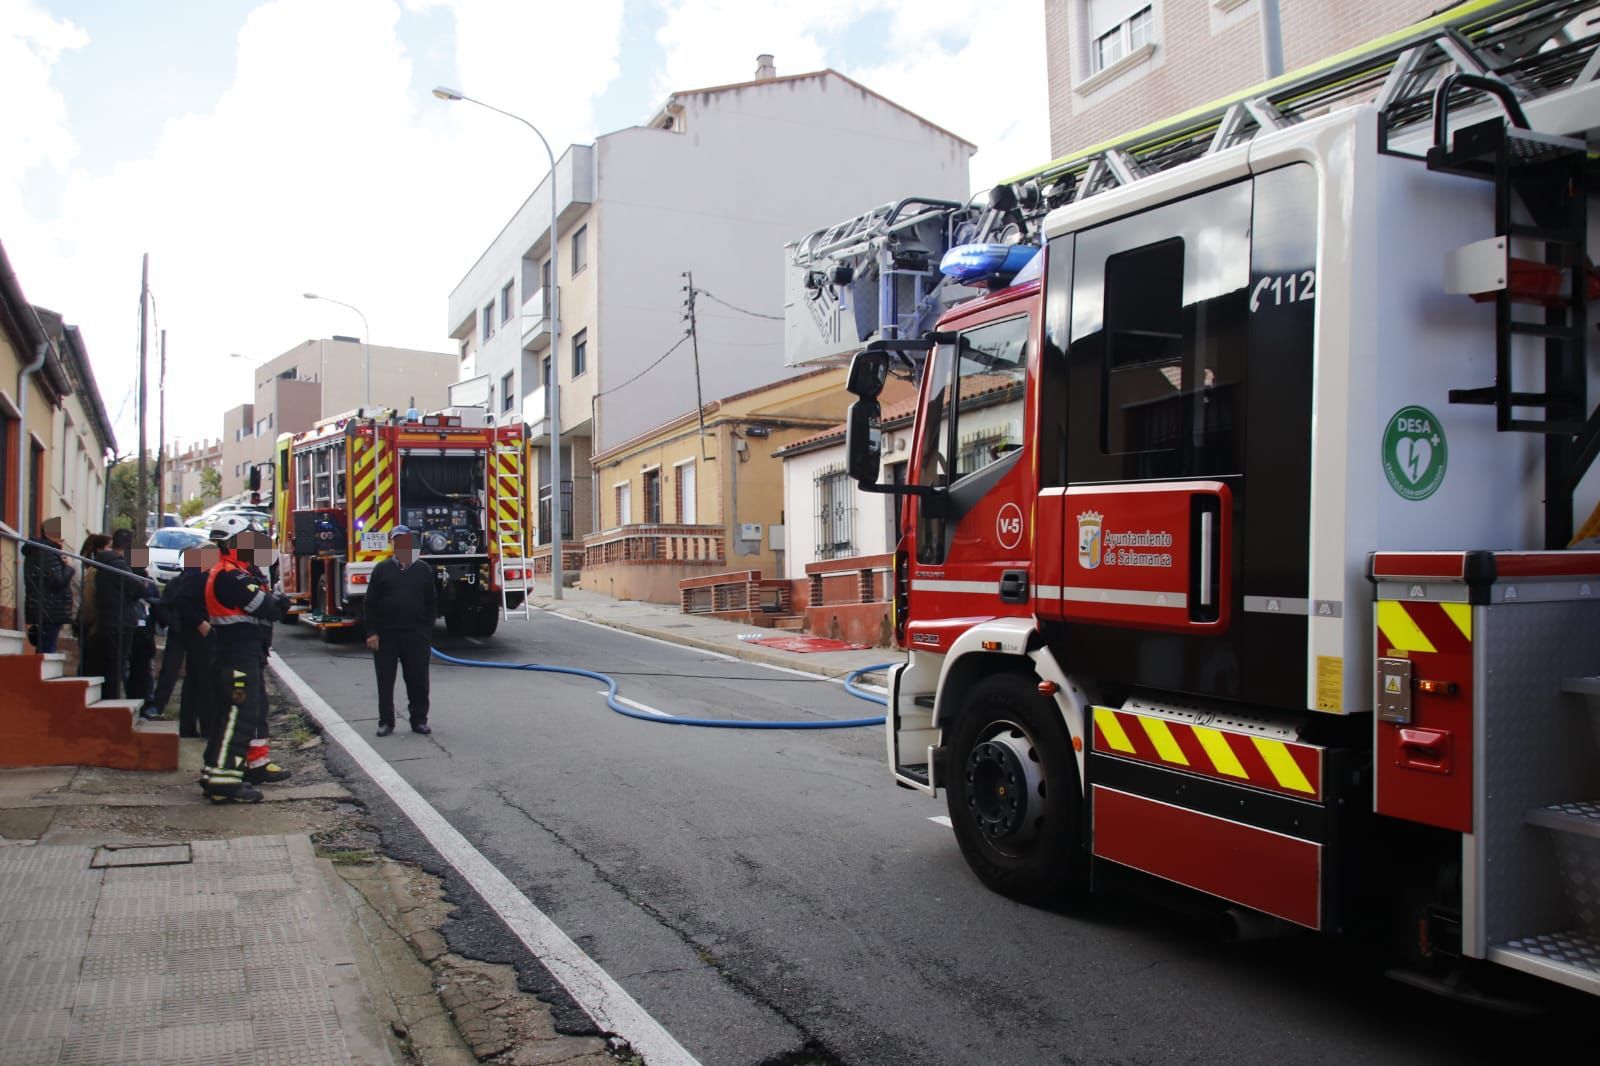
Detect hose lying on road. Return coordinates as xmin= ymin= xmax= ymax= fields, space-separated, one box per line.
xmin=430 ymin=647 xmax=894 ymax=729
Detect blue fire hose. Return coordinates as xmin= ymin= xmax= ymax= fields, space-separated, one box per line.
xmin=430 ymin=647 xmax=894 ymax=729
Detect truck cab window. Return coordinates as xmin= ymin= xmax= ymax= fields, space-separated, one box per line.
xmin=952 ymin=316 xmax=1028 ymax=479
xmin=915 ymin=342 xmax=954 ymax=564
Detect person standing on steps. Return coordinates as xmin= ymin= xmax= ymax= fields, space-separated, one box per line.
xmin=365 ymin=525 xmax=436 ymax=737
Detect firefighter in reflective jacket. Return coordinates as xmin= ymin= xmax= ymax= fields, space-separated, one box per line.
xmin=200 ymin=516 xmax=290 ymax=803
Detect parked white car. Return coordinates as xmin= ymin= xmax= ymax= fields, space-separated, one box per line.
xmin=145 ymin=526 xmax=211 ymax=585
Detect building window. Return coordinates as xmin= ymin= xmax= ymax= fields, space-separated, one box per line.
xmin=0 ymin=410 xmax=13 ymax=525
xmin=571 ymin=225 xmax=587 ymax=275
xmin=501 ymin=371 xmax=515 ymax=413
xmin=482 ymin=303 xmax=495 ymax=342
xmin=642 ymin=468 xmax=662 ymax=524
xmin=268 ymin=413 xmax=274 ymax=429
xmin=459 ymin=340 xmax=470 ymax=362
xmin=501 ymin=280 xmax=514 ymax=324
xmin=1090 ymin=2 xmax=1154 ymax=73
xmin=675 ymin=460 xmax=696 ymax=524
xmin=541 ymin=357 xmax=552 ymax=409
xmin=572 ymin=329 xmax=587 ymax=378
xmin=814 ymin=463 xmax=854 ymax=560
xmin=614 ymin=481 xmax=632 ymax=527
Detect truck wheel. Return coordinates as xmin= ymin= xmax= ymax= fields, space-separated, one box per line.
xmin=469 ymin=610 xmax=499 ymax=638
xmin=444 ymin=606 xmax=465 ymax=638
xmin=944 ymin=672 xmax=1083 ymax=905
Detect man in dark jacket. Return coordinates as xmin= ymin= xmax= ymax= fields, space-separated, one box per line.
xmin=95 ymin=528 xmax=155 ymax=700
xmin=22 ymin=517 xmax=74 ymax=654
xmin=142 ymin=544 xmax=218 ymax=737
xmin=365 ymin=526 xmax=436 ymax=737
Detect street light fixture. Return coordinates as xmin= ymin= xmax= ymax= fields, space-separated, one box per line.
xmin=433 ymin=84 xmax=564 ymax=600
xmin=302 ymin=293 xmax=371 ymax=409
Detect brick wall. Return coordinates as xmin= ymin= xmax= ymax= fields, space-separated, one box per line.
xmin=1046 ymin=0 xmax=1447 ymax=159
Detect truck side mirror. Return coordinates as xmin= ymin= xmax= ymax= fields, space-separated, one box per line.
xmin=846 ymin=350 xmax=891 ymax=399
xmin=846 ymin=399 xmax=882 ymax=485
xmin=248 ymin=466 xmax=261 ymax=492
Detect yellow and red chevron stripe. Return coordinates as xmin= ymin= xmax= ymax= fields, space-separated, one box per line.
xmin=493 ymin=446 xmax=525 ymax=556
xmin=1092 ymin=707 xmax=1323 ymax=801
xmin=1375 ymin=599 xmax=1472 ymax=656
xmin=349 ymin=430 xmax=396 ymax=561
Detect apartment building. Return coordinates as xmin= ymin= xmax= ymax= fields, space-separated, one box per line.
xmin=219 ymin=338 xmax=456 ymax=497
xmin=162 ymin=438 xmax=222 ymax=507
xmin=1043 ymin=0 xmax=1447 ymax=158
xmin=0 ymin=242 xmax=115 ymax=629
xmin=447 ymin=57 xmax=974 ymax=577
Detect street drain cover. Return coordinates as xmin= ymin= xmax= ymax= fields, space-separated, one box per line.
xmin=90 ymin=844 xmax=193 ymax=868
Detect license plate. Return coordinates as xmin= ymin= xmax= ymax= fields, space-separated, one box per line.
xmin=361 ymin=531 xmax=389 ymax=552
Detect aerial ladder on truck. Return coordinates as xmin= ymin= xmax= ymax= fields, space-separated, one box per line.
xmin=794 ymin=0 xmax=1600 ymax=1001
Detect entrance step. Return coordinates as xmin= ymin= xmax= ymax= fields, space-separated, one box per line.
xmin=1488 ymin=931 xmax=1600 ymax=996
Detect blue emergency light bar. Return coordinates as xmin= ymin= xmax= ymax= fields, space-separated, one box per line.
xmin=938 ymin=243 xmax=1039 ymax=285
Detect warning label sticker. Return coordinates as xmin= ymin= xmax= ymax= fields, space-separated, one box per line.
xmin=1316 ymin=655 xmax=1344 ymax=713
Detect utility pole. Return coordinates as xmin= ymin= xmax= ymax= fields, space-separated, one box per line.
xmin=682 ymin=271 xmax=709 ymax=461
xmin=137 ymin=254 xmax=149 ymax=534
xmin=156 ymin=329 xmax=167 ymax=524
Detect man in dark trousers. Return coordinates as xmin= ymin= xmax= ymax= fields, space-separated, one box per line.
xmin=143 ymin=544 xmax=218 ymax=737
xmin=365 ymin=525 xmax=436 ymax=737
xmin=200 ymin=516 xmax=290 ymax=803
xmin=95 ymin=528 xmax=153 ymax=700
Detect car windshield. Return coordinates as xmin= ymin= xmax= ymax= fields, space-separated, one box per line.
xmin=149 ymin=528 xmax=209 ymax=549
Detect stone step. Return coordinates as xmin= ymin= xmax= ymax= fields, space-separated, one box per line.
xmin=39 ymin=653 xmax=66 ymax=680
xmin=134 ymin=717 xmax=178 ymax=735
xmin=0 ymin=628 xmax=27 ymax=655
xmin=88 ymin=698 xmax=144 ymax=726
xmin=45 ymin=675 xmax=105 ymax=707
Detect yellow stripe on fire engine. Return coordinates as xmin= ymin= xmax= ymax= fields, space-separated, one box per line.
xmin=1441 ymin=602 xmax=1472 ymax=642
xmin=1093 ymin=707 xmax=1135 ymax=754
xmin=1138 ymin=716 xmax=1189 ymax=766
xmin=1190 ymin=725 xmax=1248 ymax=779
xmin=1251 ymin=737 xmax=1315 ymax=795
xmin=1376 ymin=601 xmax=1436 ymax=654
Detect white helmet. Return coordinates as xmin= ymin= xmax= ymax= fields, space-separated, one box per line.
xmin=208 ymin=513 xmax=253 ymax=544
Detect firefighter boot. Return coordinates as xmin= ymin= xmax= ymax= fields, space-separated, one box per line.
xmin=244 ymin=762 xmax=292 ymax=784
xmin=207 ymin=784 xmax=265 ymax=805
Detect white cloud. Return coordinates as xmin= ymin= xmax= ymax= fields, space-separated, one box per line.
xmin=652 ymin=0 xmax=1049 ymax=187
xmin=1 ymin=0 xmax=626 ymax=454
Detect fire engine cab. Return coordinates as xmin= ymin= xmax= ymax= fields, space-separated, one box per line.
xmin=798 ymin=0 xmax=1600 ymax=997
xmin=273 ymin=407 xmax=533 ymax=638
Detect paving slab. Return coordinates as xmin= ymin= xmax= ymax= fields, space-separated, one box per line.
xmin=0 ymin=836 xmax=392 ymax=1066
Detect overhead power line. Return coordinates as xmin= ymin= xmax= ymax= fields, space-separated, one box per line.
xmin=695 ymin=288 xmax=783 ymax=322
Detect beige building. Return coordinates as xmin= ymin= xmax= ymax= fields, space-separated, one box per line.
xmin=1043 ymin=0 xmax=1446 ymax=158
xmin=162 ymin=438 xmax=222 ymax=508
xmin=219 ymin=338 xmax=456 ymax=498
xmin=583 ymin=368 xmax=846 ymax=604
xmin=1 ymin=243 xmax=115 ymax=630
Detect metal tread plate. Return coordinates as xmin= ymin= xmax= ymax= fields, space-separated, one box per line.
xmin=1489 ymin=929 xmax=1600 ymax=995
xmin=1526 ymin=799 xmax=1600 ymax=839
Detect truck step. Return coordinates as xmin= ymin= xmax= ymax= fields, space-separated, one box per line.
xmin=1527 ymin=800 xmax=1600 ymax=839
xmin=1488 ymin=931 xmax=1600 ymax=997
xmin=895 ymin=763 xmax=930 ymax=787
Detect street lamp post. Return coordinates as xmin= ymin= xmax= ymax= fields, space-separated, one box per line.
xmin=302 ymin=293 xmax=371 ymax=409
xmin=433 ymin=85 xmax=564 ymax=600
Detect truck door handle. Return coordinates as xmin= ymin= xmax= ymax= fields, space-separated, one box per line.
xmin=999 ymin=570 xmax=1029 ymax=604
xmin=1397 ymin=727 xmax=1452 ymax=773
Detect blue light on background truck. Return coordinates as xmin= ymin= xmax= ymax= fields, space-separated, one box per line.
xmin=938 ymin=243 xmax=1039 ymax=285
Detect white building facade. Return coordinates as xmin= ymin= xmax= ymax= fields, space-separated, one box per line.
xmin=447 ymin=61 xmax=974 ymax=557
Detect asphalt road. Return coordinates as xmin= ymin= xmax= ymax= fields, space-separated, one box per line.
xmin=273 ymin=611 xmax=1580 ymax=1066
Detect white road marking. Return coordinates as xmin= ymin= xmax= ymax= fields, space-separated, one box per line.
xmin=547 ymin=611 xmax=896 ymax=688
xmin=929 ymin=816 xmax=953 ymax=828
xmin=598 ymin=690 xmax=676 ymax=719
xmin=270 ymin=652 xmax=701 ymax=1066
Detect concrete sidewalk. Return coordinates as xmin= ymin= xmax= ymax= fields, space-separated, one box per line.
xmin=0 ymin=834 xmax=391 ymax=1066
xmin=520 ymin=584 xmax=902 ymax=682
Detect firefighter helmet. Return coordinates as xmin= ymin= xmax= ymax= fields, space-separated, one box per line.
xmin=208 ymin=513 xmax=254 ymax=545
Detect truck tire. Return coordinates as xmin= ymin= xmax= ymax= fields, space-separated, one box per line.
xmin=468 ymin=610 xmax=499 ymax=638
xmin=944 ymin=672 xmax=1083 ymax=905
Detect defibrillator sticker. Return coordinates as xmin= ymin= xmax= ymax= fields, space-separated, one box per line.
xmin=1382 ymin=406 xmax=1448 ymax=501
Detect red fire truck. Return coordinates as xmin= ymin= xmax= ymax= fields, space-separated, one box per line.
xmin=273 ymin=408 xmax=533 ymax=638
xmin=800 ymin=0 xmax=1600 ymax=997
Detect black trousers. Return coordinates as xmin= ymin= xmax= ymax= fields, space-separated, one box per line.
xmin=203 ymin=638 xmax=265 ymax=793
xmin=126 ymin=626 xmax=156 ymax=701
xmin=374 ymin=629 xmax=430 ymax=727
xmin=151 ymin=630 xmax=187 ymax=711
xmin=97 ymin=627 xmax=131 ymax=699
xmin=179 ymin=632 xmax=215 ymax=738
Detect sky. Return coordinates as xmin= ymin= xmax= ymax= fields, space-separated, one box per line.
xmin=0 ymin=0 xmax=1048 ymax=455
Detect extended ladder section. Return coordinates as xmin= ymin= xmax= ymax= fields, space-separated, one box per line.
xmin=492 ymin=437 xmax=531 ymax=621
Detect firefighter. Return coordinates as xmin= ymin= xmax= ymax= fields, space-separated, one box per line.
xmin=241 ymin=530 xmax=291 ymax=784
xmin=200 ymin=515 xmax=290 ymax=803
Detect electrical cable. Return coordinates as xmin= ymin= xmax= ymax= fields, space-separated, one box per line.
xmin=695 ymin=289 xmax=783 ymax=321
xmin=594 ymin=332 xmax=690 ymax=398
xmin=430 ymin=646 xmax=894 ymax=728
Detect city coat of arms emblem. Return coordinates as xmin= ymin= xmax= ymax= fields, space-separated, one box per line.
xmin=1077 ymin=511 xmax=1104 ymax=570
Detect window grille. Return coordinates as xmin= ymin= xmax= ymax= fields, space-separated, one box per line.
xmin=813 ymin=463 xmax=855 ymax=560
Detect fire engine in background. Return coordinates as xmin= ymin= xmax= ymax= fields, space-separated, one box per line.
xmin=273 ymin=407 xmax=533 ymax=639
xmin=791 ymin=0 xmax=1600 ymax=998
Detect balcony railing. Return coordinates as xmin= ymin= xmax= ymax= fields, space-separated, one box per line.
xmin=582 ymin=524 xmax=725 ymax=569
xmin=805 ymin=552 xmax=894 ymax=607
xmin=679 ymin=569 xmax=794 ymax=616
xmin=521 ymin=287 xmax=550 ymax=349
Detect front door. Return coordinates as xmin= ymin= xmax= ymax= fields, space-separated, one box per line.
xmin=1054 ymin=164 xmax=1318 ymax=710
